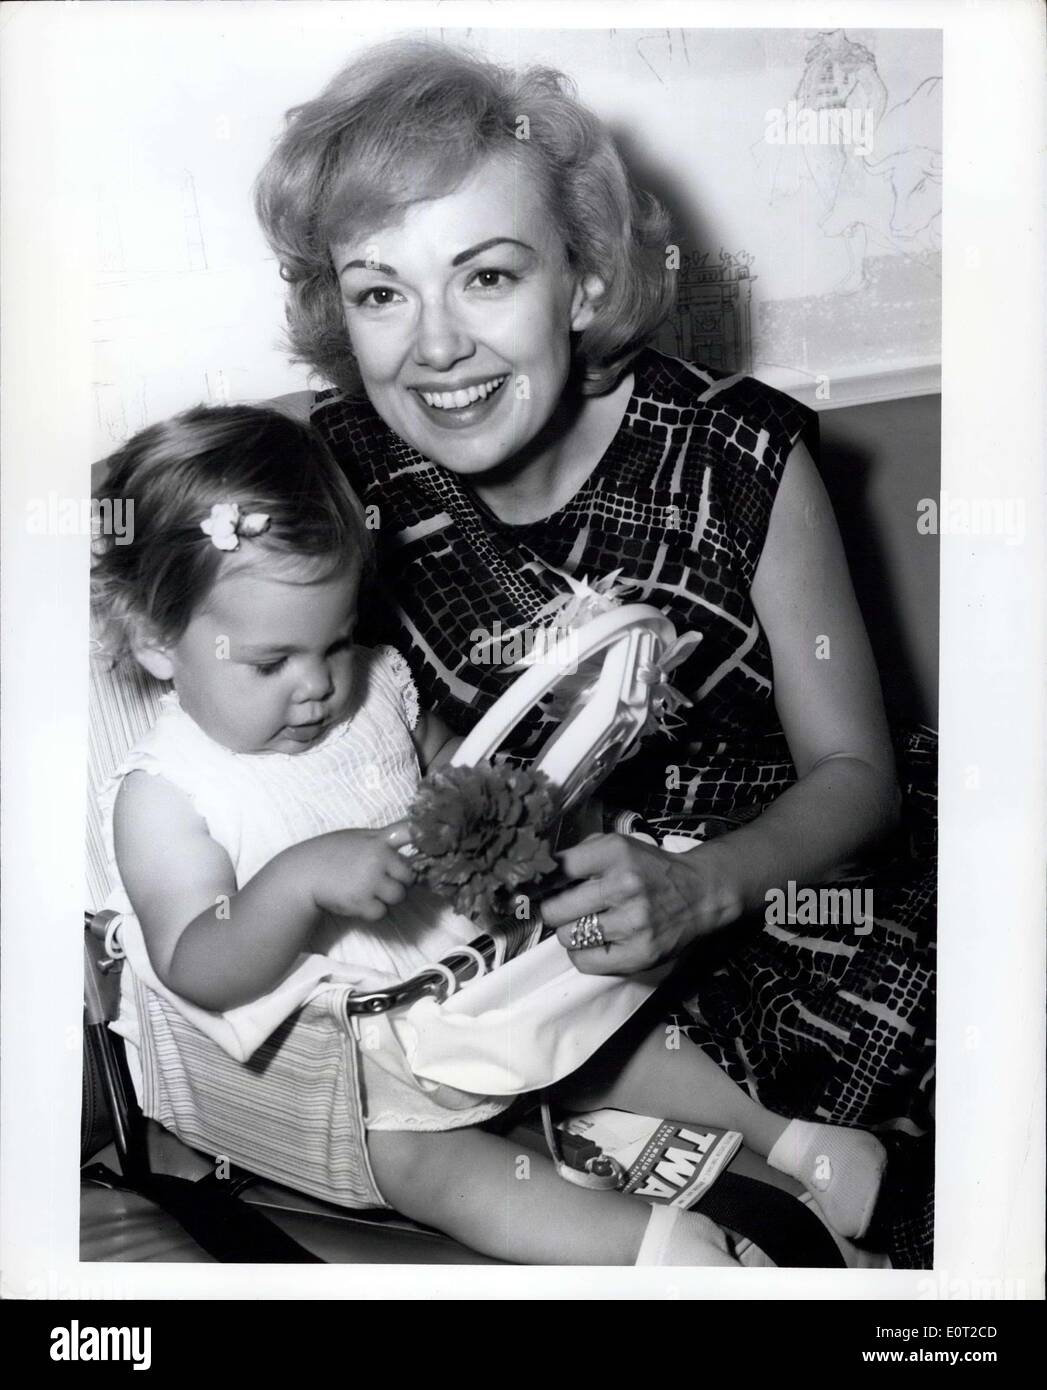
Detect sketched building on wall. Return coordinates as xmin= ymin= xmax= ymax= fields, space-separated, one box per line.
xmin=663 ymin=250 xmax=755 ymax=375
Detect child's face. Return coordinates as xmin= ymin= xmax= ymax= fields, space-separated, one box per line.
xmin=148 ymin=554 xmax=362 ymax=755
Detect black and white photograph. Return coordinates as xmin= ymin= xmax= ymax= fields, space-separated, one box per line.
xmin=1 ymin=0 xmax=1042 ymax=1318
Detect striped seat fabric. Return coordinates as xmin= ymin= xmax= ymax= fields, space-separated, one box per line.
xmin=86 ymin=652 xmax=386 ymax=1209
xmin=87 ymin=654 xmax=168 ymax=910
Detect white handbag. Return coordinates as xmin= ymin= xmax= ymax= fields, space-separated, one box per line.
xmin=351 ymin=605 xmax=695 ymax=1097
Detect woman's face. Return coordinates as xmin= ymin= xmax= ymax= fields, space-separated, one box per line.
xmin=330 ymin=154 xmax=598 ymax=476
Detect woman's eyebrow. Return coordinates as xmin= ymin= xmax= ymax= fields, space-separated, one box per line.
xmin=337 ymin=237 xmax=535 ymax=277
xmin=451 ymin=236 xmax=536 ymax=266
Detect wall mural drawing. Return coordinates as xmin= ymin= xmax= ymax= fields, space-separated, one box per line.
xmin=752 ymin=29 xmax=941 ymax=399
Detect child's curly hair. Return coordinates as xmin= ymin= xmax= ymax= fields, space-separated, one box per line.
xmin=91 ymin=404 xmax=371 ymax=668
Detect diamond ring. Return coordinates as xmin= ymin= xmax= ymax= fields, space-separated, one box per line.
xmin=568 ymin=912 xmax=605 ymax=950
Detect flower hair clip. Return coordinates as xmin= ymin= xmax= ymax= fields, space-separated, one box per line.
xmin=200 ymin=502 xmax=271 ymax=552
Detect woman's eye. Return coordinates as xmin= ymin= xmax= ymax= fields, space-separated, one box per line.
xmin=352 ymin=286 xmax=404 ymax=309
xmin=252 ymin=658 xmax=288 ymax=677
xmin=468 ymin=268 xmax=518 ymax=291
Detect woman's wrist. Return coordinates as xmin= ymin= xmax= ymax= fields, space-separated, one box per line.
xmin=678 ymin=837 xmax=748 ymax=936
xmin=680 ymin=757 xmax=902 ymax=930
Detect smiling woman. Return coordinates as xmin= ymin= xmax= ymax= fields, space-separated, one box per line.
xmin=329 ymin=155 xmax=600 ymax=485
xmin=327 ymin=163 xmax=640 ymax=522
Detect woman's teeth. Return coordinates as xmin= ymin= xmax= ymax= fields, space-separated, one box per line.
xmin=418 ymin=375 xmax=507 ymax=410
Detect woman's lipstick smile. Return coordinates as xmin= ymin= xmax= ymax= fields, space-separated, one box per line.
xmin=409 ymin=373 xmax=510 ymax=431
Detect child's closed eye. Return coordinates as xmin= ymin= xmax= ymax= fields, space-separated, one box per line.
xmin=248 ymin=636 xmax=353 ymax=676
xmin=251 ymin=657 xmax=288 ymax=677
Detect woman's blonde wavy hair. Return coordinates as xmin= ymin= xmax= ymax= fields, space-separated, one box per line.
xmin=254 ymin=39 xmax=675 ymax=397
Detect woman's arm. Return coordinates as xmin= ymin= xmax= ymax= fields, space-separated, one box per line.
xmin=114 ymin=770 xmax=413 ymax=1010
xmin=690 ymin=437 xmax=900 ymax=917
xmin=541 ymin=439 xmax=901 ymax=973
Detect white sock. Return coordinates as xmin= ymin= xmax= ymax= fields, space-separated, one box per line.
xmin=635 ymin=1204 xmax=741 ymax=1267
xmin=767 ymin=1119 xmax=886 ymax=1238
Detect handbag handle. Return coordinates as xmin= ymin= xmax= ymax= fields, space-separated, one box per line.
xmin=451 ymin=605 xmax=677 ymax=811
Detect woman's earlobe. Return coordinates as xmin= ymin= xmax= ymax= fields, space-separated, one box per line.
xmin=570 ymin=273 xmax=606 ymax=332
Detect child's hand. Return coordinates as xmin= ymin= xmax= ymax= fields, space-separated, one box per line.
xmin=305 ymin=821 xmax=415 ymax=923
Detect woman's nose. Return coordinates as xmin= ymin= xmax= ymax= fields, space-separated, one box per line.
xmin=412 ymin=296 xmax=473 ymax=370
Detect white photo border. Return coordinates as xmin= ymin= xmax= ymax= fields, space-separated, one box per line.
xmin=1 ymin=0 xmax=1043 ymax=1300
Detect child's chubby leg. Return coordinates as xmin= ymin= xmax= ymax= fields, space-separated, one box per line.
xmin=366 ymin=1127 xmax=739 ymax=1266
xmin=554 ymin=1025 xmax=887 ymax=1241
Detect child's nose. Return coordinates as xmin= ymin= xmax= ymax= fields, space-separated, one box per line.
xmin=296 ymin=659 xmax=335 ymax=703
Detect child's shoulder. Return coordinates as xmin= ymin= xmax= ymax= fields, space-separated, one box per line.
xmin=122 ymin=693 xmax=227 ymax=772
xmin=355 ymin=643 xmax=421 ymax=732
xmin=102 ymin=694 xmax=235 ymax=830
xmin=112 ymin=759 xmax=211 ymax=838
xmin=101 ymin=695 xmax=245 ymax=872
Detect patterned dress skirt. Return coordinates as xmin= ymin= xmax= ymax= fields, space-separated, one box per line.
xmin=626 ymin=722 xmax=938 ymax=1268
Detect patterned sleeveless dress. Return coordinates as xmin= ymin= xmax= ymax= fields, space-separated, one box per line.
xmin=312 ymin=347 xmax=937 ymax=1264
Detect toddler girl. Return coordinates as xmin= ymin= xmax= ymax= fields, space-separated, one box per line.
xmin=93 ymin=403 xmax=887 ymax=1266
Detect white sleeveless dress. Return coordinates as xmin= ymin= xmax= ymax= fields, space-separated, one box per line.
xmin=99 ymin=644 xmax=507 ymax=1133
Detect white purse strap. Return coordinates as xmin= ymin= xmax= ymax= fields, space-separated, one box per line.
xmin=451 ymin=604 xmax=678 ymax=810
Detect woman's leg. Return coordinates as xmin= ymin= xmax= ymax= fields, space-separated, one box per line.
xmin=555 ymin=1023 xmax=789 ymax=1153
xmin=367 ymin=1126 xmax=739 ymax=1266
xmin=557 ymin=1026 xmax=886 ymax=1240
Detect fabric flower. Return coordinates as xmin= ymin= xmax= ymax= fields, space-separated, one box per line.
xmin=200 ymin=503 xmax=241 ymax=551
xmin=408 ymin=760 xmax=561 ymax=921
xmin=200 ymin=502 xmax=271 ymax=551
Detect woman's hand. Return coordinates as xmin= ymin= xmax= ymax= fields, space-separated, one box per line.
xmin=539 ymin=833 xmax=742 ymax=975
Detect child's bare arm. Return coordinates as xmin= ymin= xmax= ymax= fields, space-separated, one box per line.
xmin=113 ymin=770 xmax=413 ymax=1011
